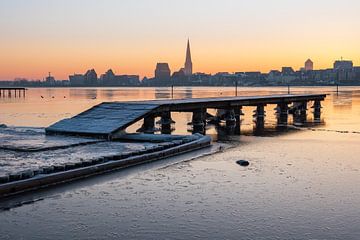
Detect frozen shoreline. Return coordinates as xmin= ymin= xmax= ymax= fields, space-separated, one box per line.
xmin=0 ymin=127 xmax=212 ymax=197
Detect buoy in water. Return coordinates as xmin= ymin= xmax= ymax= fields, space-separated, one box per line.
xmin=236 ymin=160 xmax=249 ymax=167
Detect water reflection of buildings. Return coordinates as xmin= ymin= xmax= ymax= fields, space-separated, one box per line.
xmin=154 ymin=87 xmax=194 ymax=100
xmin=184 ymin=88 xmax=193 ymax=99
xmin=101 ymin=89 xmax=115 ymax=100
xmin=69 ymin=89 xmax=98 ymax=100
xmin=333 ymin=92 xmax=353 ymax=110
xmin=155 ymin=89 xmax=171 ymax=99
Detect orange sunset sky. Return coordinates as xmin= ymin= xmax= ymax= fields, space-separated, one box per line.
xmin=0 ymin=0 xmax=359 ymax=80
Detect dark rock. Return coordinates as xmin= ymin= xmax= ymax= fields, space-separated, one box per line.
xmin=236 ymin=160 xmax=250 ymax=167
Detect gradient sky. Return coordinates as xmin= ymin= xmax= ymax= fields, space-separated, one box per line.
xmin=0 ymin=0 xmax=359 ymax=80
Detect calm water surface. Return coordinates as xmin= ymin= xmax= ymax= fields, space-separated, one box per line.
xmin=0 ymin=87 xmax=360 ymax=239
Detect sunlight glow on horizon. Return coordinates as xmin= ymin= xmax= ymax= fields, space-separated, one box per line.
xmin=1 ymin=0 xmax=359 ymax=80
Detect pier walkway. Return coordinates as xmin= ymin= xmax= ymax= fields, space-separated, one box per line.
xmin=46 ymin=94 xmax=326 ymax=138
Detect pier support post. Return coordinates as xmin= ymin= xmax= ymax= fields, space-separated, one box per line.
xmin=277 ymin=103 xmax=289 ymax=125
xmin=293 ymin=102 xmax=307 ymax=126
xmin=140 ymin=115 xmax=156 ymax=133
xmin=254 ymin=104 xmax=265 ymax=124
xmin=225 ymin=109 xmax=236 ymax=127
xmin=192 ymin=109 xmax=206 ymax=134
xmin=160 ymin=111 xmax=173 ymax=134
xmin=312 ymin=100 xmax=322 ymax=122
xmin=253 ymin=104 xmax=266 ymax=134
xmin=234 ymin=107 xmax=242 ymax=135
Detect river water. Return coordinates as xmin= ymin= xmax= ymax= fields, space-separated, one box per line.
xmin=0 ymin=87 xmax=359 ymax=239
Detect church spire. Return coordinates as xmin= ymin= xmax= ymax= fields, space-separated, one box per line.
xmin=184 ymin=38 xmax=193 ymax=76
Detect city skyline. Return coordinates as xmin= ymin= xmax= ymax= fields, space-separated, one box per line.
xmin=1 ymin=0 xmax=360 ymax=80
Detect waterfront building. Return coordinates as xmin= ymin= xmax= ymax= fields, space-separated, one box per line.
xmin=184 ymin=39 xmax=193 ymax=76
xmin=84 ymin=69 xmax=98 ymax=86
xmin=154 ymin=63 xmax=171 ymax=85
xmin=191 ymin=73 xmax=212 ymax=85
xmin=45 ymin=72 xmax=55 ymax=85
xmin=100 ymin=69 xmax=116 ymax=85
xmin=281 ymin=67 xmax=295 ymax=75
xmin=117 ymin=75 xmax=140 ymax=86
xmin=305 ymin=59 xmax=314 ymax=71
xmin=100 ymin=69 xmax=140 ymax=86
xmin=334 ymin=60 xmax=353 ymax=70
xmin=171 ymin=68 xmax=186 ymax=85
xmin=69 ymin=73 xmax=85 ymax=86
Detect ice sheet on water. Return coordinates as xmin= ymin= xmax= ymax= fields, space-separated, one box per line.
xmin=0 ymin=127 xmax=160 ymax=175
xmin=0 ymin=127 xmax=102 ymax=151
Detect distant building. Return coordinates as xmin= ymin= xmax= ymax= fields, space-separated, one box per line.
xmin=281 ymin=67 xmax=295 ymax=75
xmin=117 ymin=75 xmax=140 ymax=86
xmin=100 ymin=69 xmax=116 ymax=85
xmin=268 ymin=70 xmax=281 ymax=77
xmin=184 ymin=39 xmax=193 ymax=76
xmin=45 ymin=72 xmax=55 ymax=85
xmin=69 ymin=73 xmax=85 ymax=86
xmin=155 ymin=63 xmax=171 ymax=85
xmin=334 ymin=60 xmax=353 ymax=70
xmin=84 ymin=69 xmax=98 ymax=86
xmin=69 ymin=69 xmax=97 ymax=86
xmin=172 ymin=68 xmax=186 ymax=85
xmin=100 ymin=69 xmax=140 ymax=86
xmin=305 ymin=59 xmax=314 ymax=71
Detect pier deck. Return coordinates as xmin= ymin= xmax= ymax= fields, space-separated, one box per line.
xmin=46 ymin=94 xmax=326 ymax=138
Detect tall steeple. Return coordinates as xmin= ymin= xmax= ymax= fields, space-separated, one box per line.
xmin=184 ymin=38 xmax=193 ymax=76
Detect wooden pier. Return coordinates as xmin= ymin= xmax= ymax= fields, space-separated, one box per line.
xmin=0 ymin=88 xmax=27 ymax=98
xmin=46 ymin=94 xmax=327 ymax=138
